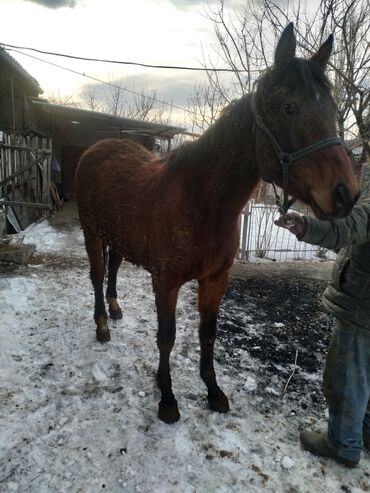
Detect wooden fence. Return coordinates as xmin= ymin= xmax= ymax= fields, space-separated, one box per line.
xmin=0 ymin=132 xmax=53 ymax=231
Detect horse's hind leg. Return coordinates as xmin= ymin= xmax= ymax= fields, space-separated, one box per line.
xmin=85 ymin=237 xmax=110 ymax=342
xmin=198 ymin=271 xmax=230 ymax=413
xmin=153 ymin=278 xmax=180 ymax=424
xmin=106 ymin=250 xmax=123 ymax=319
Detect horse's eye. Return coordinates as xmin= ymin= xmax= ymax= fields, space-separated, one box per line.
xmin=284 ymin=102 xmax=298 ymax=115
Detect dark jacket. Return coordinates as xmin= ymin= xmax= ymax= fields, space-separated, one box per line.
xmin=300 ymin=201 xmax=370 ymax=330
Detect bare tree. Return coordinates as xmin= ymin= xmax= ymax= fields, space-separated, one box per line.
xmin=185 ymin=0 xmax=369 ymax=198
xmin=328 ymin=0 xmax=370 ymax=162
xmin=261 ymin=0 xmax=370 ymax=161
xmin=126 ymin=90 xmax=173 ymax=124
xmin=105 ymin=77 xmax=125 ymax=117
xmin=46 ymin=90 xmax=80 ymax=108
xmin=186 ymin=81 xmax=231 ymax=133
xmin=79 ymin=85 xmax=101 ymax=112
xmin=185 ymin=0 xmax=273 ymax=133
xmin=200 ymin=0 xmax=370 ymax=166
xmin=101 ymin=76 xmax=173 ymax=124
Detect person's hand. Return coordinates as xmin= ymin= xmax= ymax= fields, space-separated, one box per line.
xmin=274 ymin=212 xmax=306 ymax=237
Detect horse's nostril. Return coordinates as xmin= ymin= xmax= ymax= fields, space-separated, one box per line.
xmin=333 ymin=183 xmax=353 ymax=211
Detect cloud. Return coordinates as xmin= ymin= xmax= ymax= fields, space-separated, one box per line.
xmin=24 ymin=0 xmax=77 ymax=8
xmin=166 ymin=0 xmax=242 ymax=9
xmin=78 ymin=71 xmax=209 ymax=125
xmin=81 ymin=72 xmax=204 ymax=106
xmin=166 ymin=0 xmax=203 ymax=7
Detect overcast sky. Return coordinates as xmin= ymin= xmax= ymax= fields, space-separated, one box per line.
xmin=1 ymin=0 xmax=243 ymax=124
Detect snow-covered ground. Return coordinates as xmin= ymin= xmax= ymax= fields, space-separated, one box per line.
xmin=1 ymin=203 xmax=369 ymax=492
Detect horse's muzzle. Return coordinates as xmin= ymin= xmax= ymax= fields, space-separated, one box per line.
xmin=332 ymin=182 xmax=359 ymax=218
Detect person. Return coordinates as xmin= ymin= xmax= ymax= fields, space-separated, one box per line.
xmin=275 ymin=202 xmax=370 ymax=468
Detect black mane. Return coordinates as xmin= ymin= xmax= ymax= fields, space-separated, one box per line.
xmin=258 ymin=58 xmax=332 ymax=98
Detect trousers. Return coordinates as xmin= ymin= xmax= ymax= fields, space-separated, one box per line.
xmin=324 ymin=320 xmax=370 ymax=462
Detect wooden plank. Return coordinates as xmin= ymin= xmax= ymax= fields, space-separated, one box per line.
xmin=5 ymin=205 xmax=22 ymax=233
xmin=49 ymin=182 xmax=63 ymax=210
xmin=0 ymin=143 xmax=51 ymax=153
xmin=0 ymin=146 xmax=4 ymax=185
xmin=0 ymin=200 xmax=52 ymax=209
xmin=0 ymin=155 xmax=49 ymax=187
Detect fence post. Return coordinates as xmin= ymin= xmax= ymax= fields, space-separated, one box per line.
xmin=240 ymin=201 xmax=251 ymax=260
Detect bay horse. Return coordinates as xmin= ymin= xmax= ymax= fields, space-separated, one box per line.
xmin=76 ymin=24 xmax=359 ymax=424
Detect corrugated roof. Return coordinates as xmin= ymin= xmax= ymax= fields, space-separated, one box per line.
xmin=32 ymin=100 xmax=185 ymax=138
xmin=0 ymin=47 xmax=43 ymax=94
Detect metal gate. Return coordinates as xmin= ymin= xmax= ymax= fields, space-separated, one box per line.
xmin=237 ymin=200 xmax=335 ymax=262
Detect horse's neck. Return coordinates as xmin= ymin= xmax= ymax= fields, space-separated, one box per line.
xmin=194 ymin=103 xmax=260 ymax=217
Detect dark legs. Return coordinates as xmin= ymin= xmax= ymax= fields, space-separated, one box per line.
xmin=198 ymin=271 xmax=230 ymax=413
xmin=85 ymin=237 xmax=110 ymax=342
xmin=85 ymin=239 xmax=123 ymax=341
xmin=85 ymin=236 xmax=229 ymax=422
xmin=106 ymin=251 xmax=123 ymax=319
xmin=153 ymin=271 xmax=229 ymax=423
xmin=153 ymin=279 xmax=180 ymax=424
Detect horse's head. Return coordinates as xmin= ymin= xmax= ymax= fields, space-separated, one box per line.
xmin=254 ymin=23 xmax=359 ymax=219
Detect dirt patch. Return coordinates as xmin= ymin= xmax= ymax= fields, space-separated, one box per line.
xmin=217 ymin=263 xmax=335 ymax=416
xmin=0 ymin=242 xmax=36 ymax=271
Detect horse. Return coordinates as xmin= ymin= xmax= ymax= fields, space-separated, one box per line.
xmin=76 ymin=23 xmax=359 ymax=424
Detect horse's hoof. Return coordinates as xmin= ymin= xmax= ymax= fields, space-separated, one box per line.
xmin=208 ymin=390 xmax=230 ymax=413
xmin=95 ymin=315 xmax=110 ymax=342
xmin=107 ymin=298 xmax=123 ymax=320
xmin=96 ymin=328 xmax=111 ymax=342
xmin=109 ymin=307 xmax=123 ymax=320
xmin=158 ymin=400 xmax=180 ymax=424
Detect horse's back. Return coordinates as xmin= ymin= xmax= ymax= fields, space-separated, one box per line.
xmin=76 ymin=139 xmax=157 ymax=235
xmin=76 ymin=139 xmax=153 ymax=187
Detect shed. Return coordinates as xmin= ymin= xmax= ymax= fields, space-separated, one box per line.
xmin=0 ymin=46 xmax=184 ymax=231
xmin=0 ymin=46 xmax=43 ymax=133
xmin=30 ymin=101 xmax=183 ymax=199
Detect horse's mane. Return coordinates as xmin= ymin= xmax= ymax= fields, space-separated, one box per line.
xmin=257 ymin=58 xmax=332 ymax=98
xmin=166 ymin=94 xmax=252 ymax=171
xmin=166 ymin=57 xmax=332 ymax=172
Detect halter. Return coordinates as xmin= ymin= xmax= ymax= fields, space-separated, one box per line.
xmin=250 ymin=93 xmax=342 ymax=214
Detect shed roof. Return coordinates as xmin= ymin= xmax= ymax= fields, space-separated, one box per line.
xmin=32 ymin=100 xmax=184 ymax=139
xmin=0 ymin=47 xmax=43 ymax=94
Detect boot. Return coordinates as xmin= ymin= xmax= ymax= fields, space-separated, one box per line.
xmin=363 ymin=428 xmax=370 ymax=450
xmin=299 ymin=430 xmax=359 ymax=468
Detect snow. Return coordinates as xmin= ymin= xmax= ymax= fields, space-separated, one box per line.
xmin=281 ymin=456 xmax=295 ymax=470
xmin=1 ymin=203 xmax=369 ymax=492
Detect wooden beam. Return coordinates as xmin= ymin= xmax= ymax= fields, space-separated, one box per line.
xmin=0 ymin=156 xmax=47 ymax=187
xmin=1 ymin=200 xmax=52 ymax=210
xmin=0 ymin=143 xmax=52 ymax=153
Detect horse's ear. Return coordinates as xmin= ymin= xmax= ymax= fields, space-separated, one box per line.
xmin=275 ymin=23 xmax=296 ymax=71
xmin=311 ymin=34 xmax=333 ymax=70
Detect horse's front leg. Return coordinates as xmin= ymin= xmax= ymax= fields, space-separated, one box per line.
xmin=198 ymin=271 xmax=230 ymax=413
xmin=106 ymin=249 xmax=124 ymax=319
xmin=153 ymin=279 xmax=180 ymax=424
xmin=85 ymin=237 xmax=110 ymax=342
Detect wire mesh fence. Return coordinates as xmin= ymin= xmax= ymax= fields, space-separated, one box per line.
xmin=237 ymin=200 xmax=335 ymax=262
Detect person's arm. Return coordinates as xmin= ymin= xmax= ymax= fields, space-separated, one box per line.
xmin=274 ymin=202 xmax=370 ymax=250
